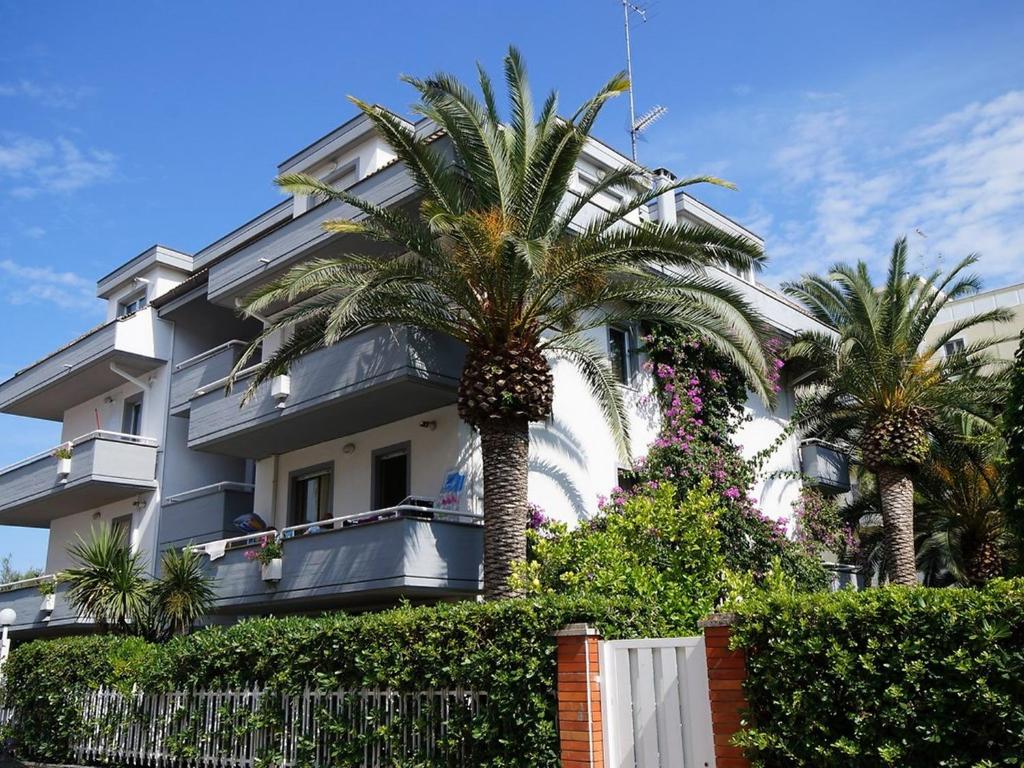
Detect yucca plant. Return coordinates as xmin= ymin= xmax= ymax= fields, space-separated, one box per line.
xmin=63 ymin=526 xmax=152 ymax=633
xmin=233 ymin=48 xmax=772 ymax=597
xmin=784 ymin=238 xmax=1012 ymax=585
xmin=152 ymin=547 xmax=216 ymax=636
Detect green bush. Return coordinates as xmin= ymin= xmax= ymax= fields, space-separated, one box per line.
xmin=1 ymin=595 xmax=664 ymax=766
xmin=731 ymin=579 xmax=1024 ymax=767
xmin=512 ymin=481 xmax=724 ymax=635
xmin=0 ymin=634 xmax=154 ymax=762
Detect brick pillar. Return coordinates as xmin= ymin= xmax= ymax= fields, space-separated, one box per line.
xmin=554 ymin=623 xmax=603 ymax=768
xmin=698 ymin=613 xmax=750 ymax=768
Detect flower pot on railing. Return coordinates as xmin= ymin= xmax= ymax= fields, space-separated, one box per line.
xmin=261 ymin=558 xmax=283 ymax=582
xmin=52 ymin=443 xmax=73 ymax=479
xmin=40 ymin=592 xmax=56 ymax=612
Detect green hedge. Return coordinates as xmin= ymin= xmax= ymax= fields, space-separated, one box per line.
xmin=731 ymin=580 xmax=1024 ymax=767
xmin=0 ymin=634 xmax=155 ymax=762
xmin=1 ymin=596 xmax=668 ymax=766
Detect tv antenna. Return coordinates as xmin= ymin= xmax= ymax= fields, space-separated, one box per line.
xmin=622 ymin=0 xmax=666 ymax=163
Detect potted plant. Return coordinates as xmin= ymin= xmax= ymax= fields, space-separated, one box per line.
xmin=37 ymin=576 xmax=57 ymax=612
xmin=244 ymin=535 xmax=283 ymax=582
xmin=52 ymin=443 xmax=73 ymax=477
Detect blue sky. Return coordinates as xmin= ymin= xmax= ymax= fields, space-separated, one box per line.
xmin=1 ymin=0 xmax=1023 ymax=570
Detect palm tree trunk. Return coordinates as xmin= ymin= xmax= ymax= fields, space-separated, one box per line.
xmin=479 ymin=418 xmax=529 ymax=599
xmin=877 ymin=466 xmax=917 ymax=585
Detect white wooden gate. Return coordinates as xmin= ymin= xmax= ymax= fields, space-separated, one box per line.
xmin=600 ymin=636 xmax=716 ymax=768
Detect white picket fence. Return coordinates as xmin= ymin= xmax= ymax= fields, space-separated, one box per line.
xmin=600 ymin=637 xmax=715 ymax=768
xmin=71 ymin=686 xmax=489 ymax=768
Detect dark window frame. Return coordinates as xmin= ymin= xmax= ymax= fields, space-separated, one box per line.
xmin=287 ymin=461 xmax=335 ymax=527
xmin=117 ymin=291 xmax=148 ymax=318
xmin=122 ymin=393 xmax=144 ymax=436
xmin=608 ymin=325 xmax=634 ymax=385
xmin=371 ymin=441 xmax=411 ymax=510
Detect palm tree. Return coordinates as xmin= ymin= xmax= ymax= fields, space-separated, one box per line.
xmin=63 ymin=526 xmax=152 ymax=633
xmin=152 ymin=547 xmax=216 ymax=636
xmin=784 ymin=238 xmax=1011 ymax=585
xmin=233 ymin=48 xmax=772 ymax=597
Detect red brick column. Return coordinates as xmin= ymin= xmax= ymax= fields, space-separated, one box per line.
xmin=699 ymin=613 xmax=750 ymax=768
xmin=554 ymin=623 xmax=603 ymax=768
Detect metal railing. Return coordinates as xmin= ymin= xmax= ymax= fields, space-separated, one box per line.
xmin=0 ymin=430 xmax=157 ymax=476
xmin=189 ymin=504 xmax=483 ymax=557
xmin=0 ymin=573 xmax=56 ymax=595
xmin=72 ymin=685 xmax=491 ymax=768
xmin=173 ymin=339 xmax=250 ymax=373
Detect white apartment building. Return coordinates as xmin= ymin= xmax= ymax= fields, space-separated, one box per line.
xmin=0 ymin=110 xmax=845 ymax=638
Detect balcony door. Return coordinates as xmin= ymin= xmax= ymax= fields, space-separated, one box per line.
xmin=289 ymin=464 xmax=333 ymax=527
xmin=372 ymin=443 xmax=410 ymax=510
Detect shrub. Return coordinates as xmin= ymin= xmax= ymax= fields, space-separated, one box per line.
xmin=512 ymin=481 xmax=724 ymax=635
xmin=630 ymin=328 xmax=829 ymax=590
xmin=731 ymin=579 xmax=1024 ymax=767
xmin=1 ymin=595 xmax=664 ymax=766
xmin=0 ymin=634 xmax=154 ymax=762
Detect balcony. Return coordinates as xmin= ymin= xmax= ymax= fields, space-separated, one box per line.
xmin=0 ymin=307 xmax=171 ymax=420
xmin=159 ymin=482 xmax=255 ymax=550
xmin=186 ymin=326 xmax=464 ymax=459
xmin=0 ymin=576 xmax=89 ymax=639
xmin=0 ymin=431 xmax=158 ymax=527
xmin=191 ymin=505 xmax=482 ymax=612
xmin=800 ymin=439 xmax=852 ymax=494
xmin=205 ymin=162 xmax=414 ymax=305
xmin=170 ymin=340 xmax=249 ymax=415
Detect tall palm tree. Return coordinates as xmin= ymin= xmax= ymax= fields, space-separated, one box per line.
xmin=233 ymin=48 xmax=772 ymax=598
xmin=784 ymin=238 xmax=1011 ymax=585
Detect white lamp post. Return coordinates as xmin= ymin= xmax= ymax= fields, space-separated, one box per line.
xmin=0 ymin=607 xmax=16 ymax=673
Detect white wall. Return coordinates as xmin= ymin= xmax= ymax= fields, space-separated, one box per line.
xmin=46 ymin=497 xmax=140 ymax=572
xmin=252 ymin=404 xmax=473 ymax=529
xmin=734 ymin=381 xmax=803 ymax=525
xmin=104 ymin=264 xmax=188 ymax=323
xmin=292 ymin=136 xmax=398 ymax=217
xmin=526 ymin=325 xmax=660 ymax=526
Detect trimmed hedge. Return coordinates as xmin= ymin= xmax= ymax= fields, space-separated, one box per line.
xmin=732 ymin=580 xmax=1024 ymax=767
xmin=1 ymin=596 xmax=668 ymax=766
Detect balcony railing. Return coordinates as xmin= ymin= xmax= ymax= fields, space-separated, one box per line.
xmin=159 ymin=481 xmax=255 ymax=550
xmin=190 ymin=504 xmax=483 ymax=611
xmin=799 ymin=439 xmax=852 ymax=493
xmin=170 ymin=340 xmax=250 ymax=415
xmin=0 ymin=307 xmax=170 ymax=420
xmin=184 ymin=326 xmax=464 ymax=458
xmin=0 ymin=575 xmax=86 ymax=637
xmin=0 ymin=431 xmax=158 ymax=527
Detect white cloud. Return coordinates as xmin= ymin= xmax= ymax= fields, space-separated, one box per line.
xmin=0 ymin=259 xmax=96 ymax=310
xmin=0 ymin=135 xmax=116 ymax=197
xmin=765 ymin=90 xmax=1024 ymax=285
xmin=0 ymin=80 xmax=90 ymax=109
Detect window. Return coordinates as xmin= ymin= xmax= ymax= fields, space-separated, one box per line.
xmin=373 ymin=443 xmax=410 ymax=509
xmin=111 ymin=514 xmax=133 ymax=547
xmin=944 ymin=338 xmax=966 ymax=357
xmin=117 ymin=292 xmax=147 ymax=317
xmin=289 ymin=464 xmax=333 ymax=526
xmin=122 ymin=394 xmax=144 ymax=436
xmin=608 ymin=326 xmax=632 ymax=384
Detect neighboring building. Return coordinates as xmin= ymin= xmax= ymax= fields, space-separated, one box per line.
xmin=925 ymin=281 xmax=1024 ymax=362
xmin=0 ymin=111 xmax=845 ymax=639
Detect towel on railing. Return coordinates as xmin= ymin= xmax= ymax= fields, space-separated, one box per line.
xmin=204 ymin=539 xmax=227 ymax=561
